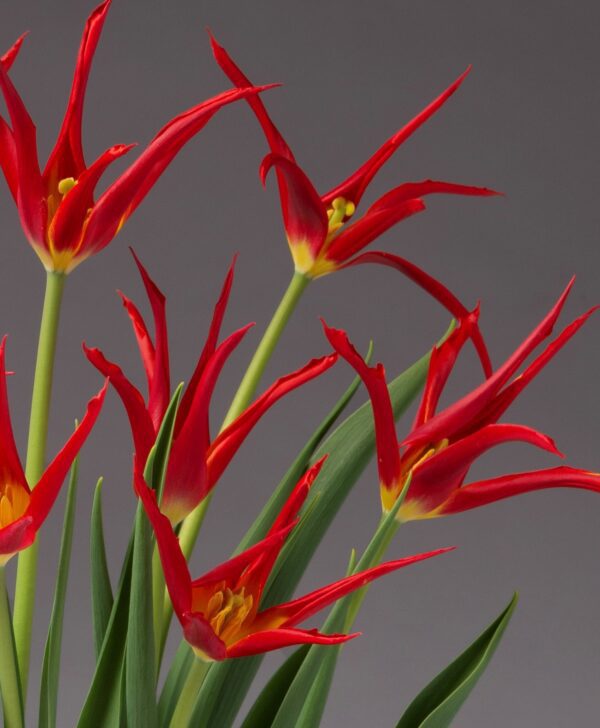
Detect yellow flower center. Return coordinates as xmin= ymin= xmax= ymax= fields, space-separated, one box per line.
xmin=0 ymin=482 xmax=30 ymax=529
xmin=57 ymin=177 xmax=77 ymax=195
xmin=204 ymin=587 xmax=254 ymax=645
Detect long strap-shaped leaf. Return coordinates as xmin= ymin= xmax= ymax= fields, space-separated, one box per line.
xmin=158 ymin=352 xmax=370 ymax=724
xmin=191 ymin=343 xmax=434 ymax=728
xmin=77 ymin=387 xmax=182 ymax=727
xmin=90 ymin=477 xmax=113 ymax=659
xmin=38 ymin=457 xmax=79 ymax=728
xmin=396 ymin=594 xmax=518 ymax=728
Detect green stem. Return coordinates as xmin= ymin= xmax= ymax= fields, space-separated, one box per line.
xmin=168 ymin=657 xmax=209 ymax=728
xmin=222 ymin=270 xmax=309 ymax=429
xmin=13 ymin=270 xmax=65 ymax=697
xmin=0 ymin=568 xmax=24 ymax=728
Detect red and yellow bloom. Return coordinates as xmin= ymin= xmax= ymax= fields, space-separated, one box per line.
xmin=324 ymin=280 xmax=600 ymax=519
xmin=0 ymin=2 xmax=271 ymax=273
xmin=0 ymin=339 xmax=106 ymax=564
xmin=136 ymin=458 xmax=452 ymax=661
xmin=209 ymin=33 xmax=498 ymax=376
xmin=85 ymin=252 xmax=336 ymax=524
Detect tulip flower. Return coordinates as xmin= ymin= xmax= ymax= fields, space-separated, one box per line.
xmin=135 ymin=458 xmax=452 ymax=661
xmin=84 ymin=251 xmax=337 ymax=524
xmin=0 ymin=339 xmax=106 ymax=564
xmin=209 ymin=32 xmax=498 ymax=376
xmin=323 ymin=279 xmax=600 ymax=519
xmin=0 ymin=2 xmax=273 ymax=274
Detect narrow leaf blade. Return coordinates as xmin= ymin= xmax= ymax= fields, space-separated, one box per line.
xmin=397 ymin=593 xmax=518 ymax=728
xmin=38 ymin=457 xmax=79 ymax=728
xmin=90 ymin=477 xmax=113 ymax=659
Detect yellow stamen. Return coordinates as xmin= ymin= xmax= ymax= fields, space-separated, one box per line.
xmin=206 ymin=586 xmax=254 ymax=645
xmin=0 ymin=483 xmax=30 ymax=529
xmin=57 ymin=177 xmax=77 ymax=195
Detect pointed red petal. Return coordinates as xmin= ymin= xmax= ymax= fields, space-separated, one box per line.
xmin=118 ymin=292 xmax=155 ymax=395
xmin=467 ymin=306 xmax=600 ymax=432
xmin=44 ymin=0 xmax=112 ymax=182
xmin=1 ymin=34 xmax=27 ymax=72
xmin=323 ymin=199 xmax=425 ymax=266
xmin=177 ymin=257 xmax=236 ymax=431
xmin=28 ymin=384 xmax=107 ymax=527
xmin=263 ymin=548 xmax=453 ymax=628
xmin=0 ymin=61 xmax=45 ymax=247
xmin=366 ymin=179 xmax=501 ymax=215
xmin=0 ymin=116 xmax=18 ymax=202
xmin=260 ymin=153 xmax=328 ymax=272
xmin=226 ymin=627 xmax=358 ymax=659
xmin=403 ymin=279 xmax=575 ymax=449
xmin=190 ymin=524 xmax=295 ymax=592
xmin=436 ymin=466 xmax=600 ymax=516
xmin=0 ymin=338 xmax=28 ymax=490
xmin=322 ymin=68 xmax=471 ymax=207
xmin=128 ymin=250 xmax=170 ymax=428
xmin=343 ymin=251 xmax=492 ymax=377
xmin=48 ymin=144 xmax=134 ymax=263
xmin=413 ymin=309 xmax=479 ymax=429
xmin=208 ymin=31 xmax=294 ymax=160
xmin=83 ymin=344 xmax=155 ymax=464
xmin=406 ymin=423 xmax=561 ymax=516
xmin=81 ymin=85 xmax=274 ymax=258
xmin=206 ymin=354 xmax=337 ymax=489
xmin=134 ymin=466 xmax=192 ymax=620
xmin=321 ymin=322 xmax=401 ymax=492
xmin=162 ymin=324 xmax=254 ymax=522
xmin=241 ymin=458 xmax=327 ymax=601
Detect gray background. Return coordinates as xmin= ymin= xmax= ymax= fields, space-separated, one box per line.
xmin=1 ymin=0 xmax=599 ymax=725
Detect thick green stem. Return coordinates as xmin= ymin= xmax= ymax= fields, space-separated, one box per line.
xmin=13 ymin=271 xmax=65 ymax=697
xmin=222 ymin=270 xmax=309 ymax=429
xmin=0 ymin=568 xmax=24 ymax=728
xmin=168 ymin=657 xmax=209 ymax=728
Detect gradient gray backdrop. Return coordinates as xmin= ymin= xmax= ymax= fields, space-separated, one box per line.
xmin=1 ymin=1 xmax=599 ymax=725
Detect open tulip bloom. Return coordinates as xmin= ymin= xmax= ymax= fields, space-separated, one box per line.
xmin=0 ymin=339 xmax=106 ymax=565
xmin=0 ymin=5 xmax=599 ymax=726
xmin=324 ymin=280 xmax=600 ymax=518
xmin=84 ymin=251 xmax=337 ymax=524
xmin=0 ymin=1 xmax=273 ymax=274
xmin=136 ymin=458 xmax=452 ymax=661
xmin=209 ymin=32 xmax=500 ymax=377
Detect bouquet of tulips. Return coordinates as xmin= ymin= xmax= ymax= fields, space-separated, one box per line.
xmin=0 ymin=2 xmax=597 ymax=727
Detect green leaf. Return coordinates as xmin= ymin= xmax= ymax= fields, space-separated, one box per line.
xmin=158 ymin=356 xmax=369 ymax=724
xmin=191 ymin=343 xmax=434 ymax=728
xmin=77 ymin=385 xmax=182 ymax=727
xmin=90 ymin=477 xmax=113 ymax=659
xmin=125 ymin=504 xmax=158 ymax=728
xmin=270 ymin=489 xmax=406 ymax=727
xmin=397 ymin=594 xmax=519 ymax=728
xmin=76 ymin=537 xmax=133 ymax=728
xmin=241 ymin=646 xmax=311 ymax=728
xmin=38 ymin=457 xmax=79 ymax=728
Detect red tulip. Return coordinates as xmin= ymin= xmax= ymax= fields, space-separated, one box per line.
xmin=84 ymin=251 xmax=336 ymax=523
xmin=0 ymin=339 xmax=106 ymax=564
xmin=0 ymin=2 xmax=273 ymax=273
xmin=136 ymin=458 xmax=452 ymax=660
xmin=209 ymin=32 xmax=499 ymax=376
xmin=323 ymin=280 xmax=600 ymax=519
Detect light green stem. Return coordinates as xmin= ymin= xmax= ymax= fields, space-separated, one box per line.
xmin=13 ymin=271 xmax=65 ymax=697
xmin=0 ymin=568 xmax=24 ymax=728
xmin=168 ymin=657 xmax=210 ymax=728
